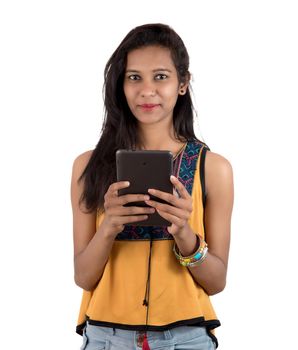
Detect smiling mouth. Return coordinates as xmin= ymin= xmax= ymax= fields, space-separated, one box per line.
xmin=139 ymin=104 xmax=160 ymax=111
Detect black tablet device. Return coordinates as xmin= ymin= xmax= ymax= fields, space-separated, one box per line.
xmin=116 ymin=149 xmax=173 ymax=226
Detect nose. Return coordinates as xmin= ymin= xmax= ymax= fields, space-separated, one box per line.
xmin=140 ymin=81 xmax=156 ymax=97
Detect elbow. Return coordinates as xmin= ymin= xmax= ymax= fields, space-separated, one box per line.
xmin=74 ymin=273 xmax=98 ymax=292
xmin=205 ymin=279 xmax=226 ymax=296
xmin=74 ymin=257 xmax=100 ymax=291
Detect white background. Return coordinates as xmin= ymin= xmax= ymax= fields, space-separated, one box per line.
xmin=0 ymin=0 xmax=297 ymax=349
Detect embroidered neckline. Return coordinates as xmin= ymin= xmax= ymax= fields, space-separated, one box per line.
xmin=173 ymin=142 xmax=187 ymax=161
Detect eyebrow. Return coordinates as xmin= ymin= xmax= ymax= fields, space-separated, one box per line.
xmin=125 ymin=68 xmax=173 ymax=73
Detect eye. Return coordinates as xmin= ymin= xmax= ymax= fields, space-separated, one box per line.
xmin=127 ymin=74 xmax=140 ymax=81
xmin=155 ymin=74 xmax=168 ymax=80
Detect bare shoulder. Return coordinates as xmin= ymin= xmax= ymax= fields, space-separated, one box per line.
xmin=71 ymin=150 xmax=93 ymax=180
xmin=73 ymin=150 xmax=93 ymax=171
xmin=71 ymin=150 xmax=94 ymax=206
xmin=204 ymin=150 xmax=234 ymax=196
xmin=205 ymin=150 xmax=233 ymax=177
xmin=71 ymin=150 xmax=95 ymax=215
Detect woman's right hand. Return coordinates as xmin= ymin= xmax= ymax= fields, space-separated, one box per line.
xmin=101 ymin=181 xmax=155 ymax=237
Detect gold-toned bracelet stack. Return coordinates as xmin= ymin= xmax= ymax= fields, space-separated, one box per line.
xmin=173 ymin=234 xmax=208 ymax=267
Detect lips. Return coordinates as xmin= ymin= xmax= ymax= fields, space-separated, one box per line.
xmin=141 ymin=104 xmax=159 ymax=108
xmin=139 ymin=104 xmax=160 ymax=111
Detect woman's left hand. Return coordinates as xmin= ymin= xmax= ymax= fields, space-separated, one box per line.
xmin=145 ymin=175 xmax=193 ymax=237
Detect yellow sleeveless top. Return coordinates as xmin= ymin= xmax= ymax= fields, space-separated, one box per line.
xmin=76 ymin=141 xmax=220 ymax=345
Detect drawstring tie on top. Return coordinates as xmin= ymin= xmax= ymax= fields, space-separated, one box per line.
xmin=142 ymin=234 xmax=153 ymax=349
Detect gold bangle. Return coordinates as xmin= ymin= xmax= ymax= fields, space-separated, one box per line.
xmin=185 ymin=246 xmax=208 ymax=267
xmin=173 ymin=234 xmax=208 ymax=267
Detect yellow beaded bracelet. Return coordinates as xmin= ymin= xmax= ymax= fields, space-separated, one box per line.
xmin=173 ymin=234 xmax=208 ymax=267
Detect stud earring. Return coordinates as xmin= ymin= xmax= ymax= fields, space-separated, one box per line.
xmin=180 ymin=89 xmax=184 ymax=94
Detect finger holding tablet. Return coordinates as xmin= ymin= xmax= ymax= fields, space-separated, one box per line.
xmin=102 ymin=180 xmax=155 ymax=237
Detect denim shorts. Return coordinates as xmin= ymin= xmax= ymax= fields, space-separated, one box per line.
xmin=80 ymin=322 xmax=216 ymax=350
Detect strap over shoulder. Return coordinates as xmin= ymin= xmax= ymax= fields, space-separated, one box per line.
xmin=199 ymin=145 xmax=209 ymax=208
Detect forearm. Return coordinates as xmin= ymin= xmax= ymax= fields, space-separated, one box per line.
xmin=174 ymin=228 xmax=227 ymax=296
xmin=187 ymin=252 xmax=226 ymax=295
xmin=74 ymin=226 xmax=115 ymax=291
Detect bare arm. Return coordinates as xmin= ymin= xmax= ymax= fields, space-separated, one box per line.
xmin=71 ymin=151 xmax=156 ymax=291
xmin=175 ymin=151 xmax=234 ymax=295
xmin=145 ymin=151 xmax=234 ymax=296
xmin=71 ymin=151 xmax=113 ymax=291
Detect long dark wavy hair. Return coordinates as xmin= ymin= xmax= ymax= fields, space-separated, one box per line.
xmin=79 ymin=23 xmax=203 ymax=213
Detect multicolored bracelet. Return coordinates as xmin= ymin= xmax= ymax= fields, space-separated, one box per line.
xmin=173 ymin=234 xmax=208 ymax=267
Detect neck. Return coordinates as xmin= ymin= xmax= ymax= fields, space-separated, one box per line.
xmin=137 ymin=120 xmax=185 ymax=151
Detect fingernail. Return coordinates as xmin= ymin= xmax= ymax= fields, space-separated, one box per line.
xmin=144 ymin=195 xmax=150 ymax=200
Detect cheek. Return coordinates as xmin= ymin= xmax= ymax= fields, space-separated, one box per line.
xmin=123 ymin=84 xmax=128 ymax=98
xmin=123 ymin=85 xmax=133 ymax=104
xmin=163 ymin=86 xmax=179 ymax=102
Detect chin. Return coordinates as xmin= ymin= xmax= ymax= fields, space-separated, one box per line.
xmin=136 ymin=116 xmax=163 ymax=125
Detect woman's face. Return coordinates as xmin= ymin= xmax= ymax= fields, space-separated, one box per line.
xmin=123 ymin=45 xmax=187 ymax=127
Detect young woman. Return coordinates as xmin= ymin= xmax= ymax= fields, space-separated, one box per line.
xmin=71 ymin=23 xmax=234 ymax=350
